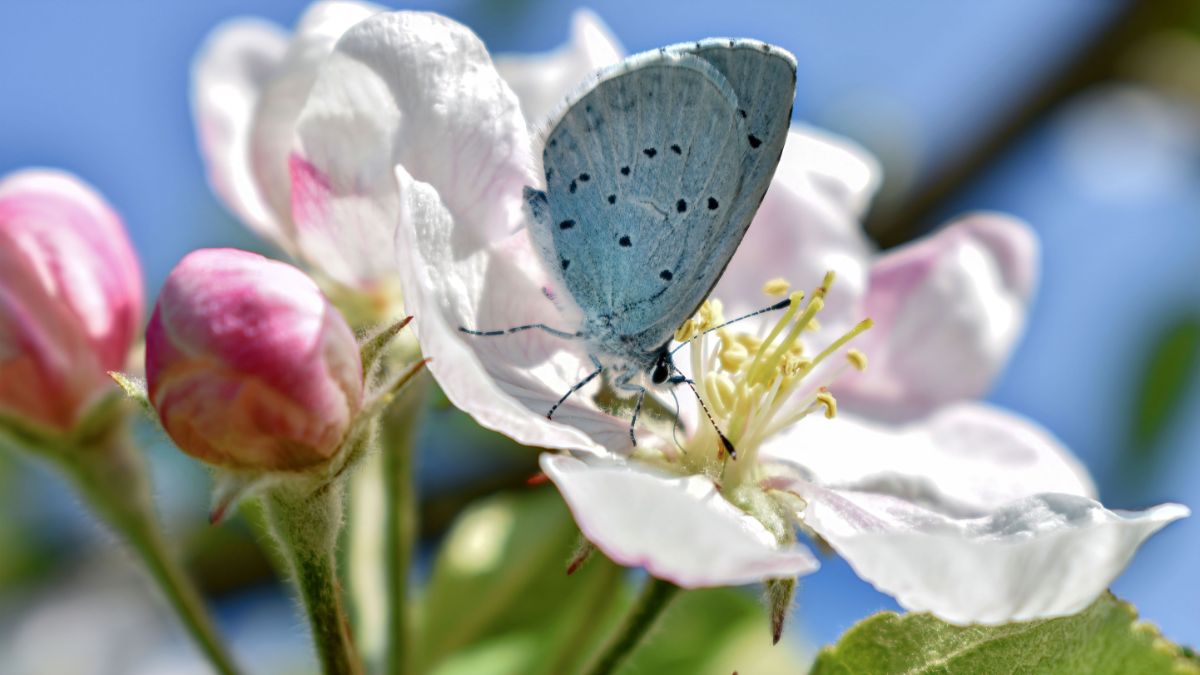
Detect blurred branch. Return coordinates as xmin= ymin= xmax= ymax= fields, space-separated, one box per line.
xmin=866 ymin=0 xmax=1200 ymax=248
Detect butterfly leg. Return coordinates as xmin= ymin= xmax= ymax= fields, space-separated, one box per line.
xmin=547 ymin=355 xmax=604 ymax=419
xmin=612 ymin=372 xmax=648 ymax=447
xmin=460 ymin=324 xmax=581 ymax=340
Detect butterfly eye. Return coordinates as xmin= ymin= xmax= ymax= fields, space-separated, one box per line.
xmin=651 ymin=360 xmax=670 ymax=384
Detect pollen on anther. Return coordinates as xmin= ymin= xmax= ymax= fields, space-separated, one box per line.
xmin=674 ymin=319 xmax=696 ymax=342
xmin=815 ymin=391 xmax=837 ymax=419
xmin=847 ymin=349 xmax=868 ymax=372
xmin=762 ymin=278 xmax=790 ymax=297
xmin=719 ymin=343 xmax=749 ymax=372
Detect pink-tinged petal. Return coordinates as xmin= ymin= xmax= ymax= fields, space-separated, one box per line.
xmin=839 ymin=213 xmax=1039 ymax=422
xmin=191 ymin=18 xmax=290 ymax=247
xmin=778 ymin=124 xmax=881 ymax=219
xmin=146 ymin=249 xmax=362 ymax=470
xmin=494 ymin=9 xmax=623 ymax=129
xmin=763 ymin=403 xmax=1094 ymax=518
xmin=542 ymin=453 xmax=819 ymax=587
xmin=293 ymin=10 xmax=533 ymax=288
xmin=247 ymin=1 xmax=384 ymax=250
xmin=0 ymin=170 xmax=143 ymax=431
xmin=715 ymin=129 xmax=873 ymax=327
xmin=796 ymin=480 xmax=1188 ymax=624
xmin=394 ymin=168 xmax=629 ymax=454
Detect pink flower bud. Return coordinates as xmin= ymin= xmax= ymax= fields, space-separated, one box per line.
xmin=0 ymin=170 xmax=143 ymax=432
xmin=146 ymin=249 xmax=363 ymax=471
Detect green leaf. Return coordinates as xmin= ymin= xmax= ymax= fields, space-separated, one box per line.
xmin=810 ymin=592 xmax=1200 ymax=675
xmin=421 ymin=486 xmax=629 ymax=675
xmin=1130 ymin=314 xmax=1200 ymax=459
xmin=421 ymin=487 xmax=810 ymax=675
xmin=619 ymin=586 xmax=809 ymax=675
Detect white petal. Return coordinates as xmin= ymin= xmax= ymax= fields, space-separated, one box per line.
xmin=778 ymin=124 xmax=882 ymax=219
xmin=394 ymin=167 xmax=629 ymax=454
xmin=764 ymin=403 xmax=1095 ymax=518
xmin=248 ymin=1 xmax=384 ymax=260
xmin=191 ymin=18 xmax=290 ymax=246
xmin=294 ymin=10 xmax=532 ymax=288
xmin=796 ymin=480 xmax=1188 ymax=624
xmin=542 ymin=453 xmax=819 ymax=587
xmin=494 ymin=9 xmax=623 ymax=129
xmin=839 ymin=213 xmax=1039 ymax=422
xmin=715 ymin=129 xmax=873 ymax=328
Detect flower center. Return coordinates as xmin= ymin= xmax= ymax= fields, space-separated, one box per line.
xmin=671 ymin=272 xmax=872 ymax=491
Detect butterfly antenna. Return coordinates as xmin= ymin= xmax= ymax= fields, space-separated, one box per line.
xmin=672 ymin=364 xmax=737 ymax=460
xmin=670 ymin=297 xmax=792 ymax=356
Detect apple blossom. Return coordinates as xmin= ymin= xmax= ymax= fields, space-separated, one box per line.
xmin=146 ymin=248 xmax=363 ymax=471
xmin=191 ymin=0 xmax=394 ymax=296
xmin=0 ymin=169 xmax=143 ymax=434
xmin=370 ymin=14 xmax=1187 ymax=625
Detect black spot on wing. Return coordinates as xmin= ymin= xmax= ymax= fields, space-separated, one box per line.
xmin=676 ymin=199 xmax=687 ymax=213
xmin=579 ymin=173 xmax=590 ymax=182
xmin=619 ymin=235 xmax=631 ymax=247
xmin=708 ymin=197 xmax=719 ymax=210
xmin=748 ymin=134 xmax=762 ymax=149
xmin=670 ymin=144 xmax=682 ymax=154
xmin=561 ymin=259 xmax=570 ymax=270
xmin=569 ymin=179 xmax=578 ymax=193
xmin=620 ymin=166 xmax=631 ymax=176
xmin=607 ymin=194 xmax=616 ymax=204
xmin=559 ymin=219 xmax=575 ymax=230
xmin=660 ymin=269 xmax=673 ymax=281
xmin=643 ymin=148 xmax=657 ymax=158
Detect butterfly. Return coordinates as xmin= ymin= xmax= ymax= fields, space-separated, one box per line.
xmin=464 ymin=39 xmax=797 ymax=452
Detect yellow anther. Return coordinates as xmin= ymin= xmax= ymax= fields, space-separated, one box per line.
xmin=713 ymin=373 xmax=736 ymax=408
xmin=782 ymin=355 xmax=811 ymax=377
xmin=736 ymin=333 xmax=764 ymax=354
xmin=815 ymin=391 xmax=838 ymax=419
xmin=805 ymin=317 xmax=821 ymax=333
xmin=719 ymin=343 xmax=749 ymax=372
xmin=762 ymin=277 xmax=791 ymax=297
xmin=847 ymin=349 xmax=868 ymax=372
xmin=675 ymin=319 xmax=696 ymax=343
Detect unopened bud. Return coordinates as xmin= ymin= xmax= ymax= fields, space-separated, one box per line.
xmin=0 ymin=170 xmax=143 ymax=433
xmin=146 ymin=249 xmax=362 ymax=471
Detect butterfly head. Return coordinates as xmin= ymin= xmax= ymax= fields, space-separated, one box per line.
xmin=650 ymin=345 xmax=674 ymax=385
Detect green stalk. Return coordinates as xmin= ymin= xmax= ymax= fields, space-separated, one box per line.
xmin=58 ymin=428 xmax=241 ymax=675
xmin=381 ymin=375 xmax=428 ymax=675
xmin=583 ymin=577 xmax=680 ymax=675
xmin=265 ymin=480 xmax=362 ymax=675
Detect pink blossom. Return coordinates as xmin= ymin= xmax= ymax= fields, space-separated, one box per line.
xmin=146 ymin=248 xmax=362 ymax=471
xmin=0 ymin=170 xmax=143 ymax=433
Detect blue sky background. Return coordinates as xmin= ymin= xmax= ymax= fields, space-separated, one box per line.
xmin=2 ymin=0 xmax=1197 ymax=663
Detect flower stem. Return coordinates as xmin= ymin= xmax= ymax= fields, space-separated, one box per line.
xmin=59 ymin=430 xmax=241 ymax=675
xmin=381 ymin=376 xmax=427 ymax=675
xmin=265 ymin=481 xmax=362 ymax=675
xmin=584 ymin=577 xmax=680 ymax=675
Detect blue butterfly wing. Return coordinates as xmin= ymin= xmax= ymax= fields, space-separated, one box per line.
xmin=528 ymin=43 xmax=795 ymax=364
xmin=675 ymin=39 xmax=797 ymax=245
